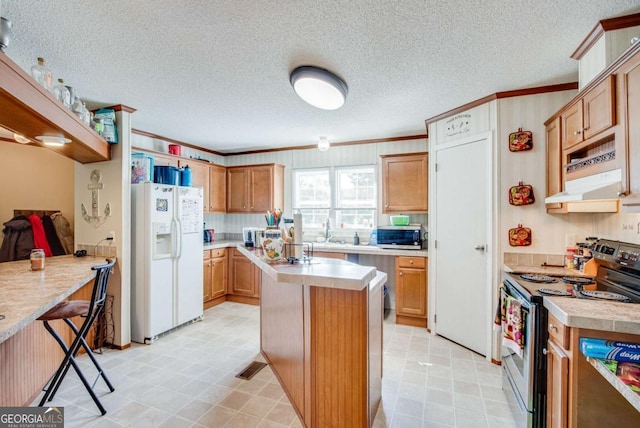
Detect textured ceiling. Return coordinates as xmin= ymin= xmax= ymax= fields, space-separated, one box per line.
xmin=2 ymin=1 xmax=640 ymax=153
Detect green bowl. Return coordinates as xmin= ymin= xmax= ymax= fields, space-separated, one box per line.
xmin=390 ymin=215 xmax=409 ymax=226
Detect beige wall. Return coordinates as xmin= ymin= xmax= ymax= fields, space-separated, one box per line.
xmin=0 ymin=142 xmax=75 ymax=231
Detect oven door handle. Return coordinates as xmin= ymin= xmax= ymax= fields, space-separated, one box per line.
xmin=501 ymin=281 xmax=535 ymax=310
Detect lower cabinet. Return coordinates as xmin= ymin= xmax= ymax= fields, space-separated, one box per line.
xmin=395 ymin=256 xmax=427 ymax=328
xmin=203 ymin=249 xmax=228 ymax=310
xmin=313 ymin=251 xmax=347 ymax=260
xmin=545 ymin=312 xmax=640 ymax=427
xmin=228 ymin=248 xmax=261 ymax=305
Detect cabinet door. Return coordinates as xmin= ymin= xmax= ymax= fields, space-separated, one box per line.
xmin=211 ymin=255 xmax=228 ymax=298
xmin=230 ymin=251 xmax=256 ymax=296
xmin=153 ymin=153 xmax=180 ymax=167
xmin=203 ymin=258 xmax=212 ymax=302
xmin=561 ymin=101 xmax=583 ymax=150
xmin=209 ymin=165 xmax=226 ymax=213
xmin=249 ymin=166 xmax=274 ymax=212
xmin=396 ymin=267 xmax=427 ymax=317
xmin=227 ymin=168 xmax=248 ymax=212
xmin=622 ymin=54 xmax=640 ymax=203
xmin=545 ymin=118 xmax=565 ymax=213
xmin=583 ymin=75 xmax=615 ymax=141
xmin=546 ymin=339 xmax=569 ymax=428
xmin=181 ymin=161 xmax=209 ymax=211
xmin=382 ymin=153 xmax=428 ymax=213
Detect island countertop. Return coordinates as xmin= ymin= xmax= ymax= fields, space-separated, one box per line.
xmin=236 ymin=245 xmax=377 ymax=291
xmin=0 ymin=255 xmax=110 ymax=344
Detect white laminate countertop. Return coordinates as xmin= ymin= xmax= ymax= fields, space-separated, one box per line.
xmin=0 ymin=255 xmax=109 ymax=344
xmin=205 ymin=240 xmax=427 ymax=257
xmin=236 ymin=245 xmax=379 ymax=291
xmin=543 ymin=297 xmax=640 ymax=335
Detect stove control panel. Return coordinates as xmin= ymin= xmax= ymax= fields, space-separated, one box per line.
xmin=617 ymin=245 xmax=640 ymax=268
xmin=594 ymin=239 xmax=640 ymax=271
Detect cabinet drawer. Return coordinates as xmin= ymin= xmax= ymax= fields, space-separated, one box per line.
xmin=397 ymin=256 xmax=426 ymax=269
xmin=203 ymin=250 xmax=211 ymax=260
xmin=548 ymin=313 xmax=570 ymax=350
xmin=210 ymin=248 xmax=226 ymax=258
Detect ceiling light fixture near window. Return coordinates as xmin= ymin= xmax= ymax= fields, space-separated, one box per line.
xmin=290 ymin=66 xmax=348 ymax=110
xmin=35 ymin=135 xmax=71 ymax=146
xmin=13 ymin=133 xmax=32 ymax=144
xmin=317 ymin=136 xmax=330 ymax=152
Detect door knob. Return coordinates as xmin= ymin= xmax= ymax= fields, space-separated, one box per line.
xmin=474 ymin=245 xmax=486 ymax=251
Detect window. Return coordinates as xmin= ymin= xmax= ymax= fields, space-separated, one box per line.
xmin=293 ymin=166 xmax=376 ymax=230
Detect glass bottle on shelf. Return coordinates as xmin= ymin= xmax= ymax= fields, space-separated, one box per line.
xmin=71 ymin=95 xmax=84 ymax=120
xmin=30 ymin=57 xmax=53 ymax=92
xmin=53 ymin=78 xmax=71 ymax=108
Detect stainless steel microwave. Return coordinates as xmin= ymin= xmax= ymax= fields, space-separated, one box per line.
xmin=377 ymin=225 xmax=423 ymax=250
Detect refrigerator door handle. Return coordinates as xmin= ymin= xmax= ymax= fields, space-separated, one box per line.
xmin=176 ymin=218 xmax=183 ymax=258
xmin=170 ymin=217 xmax=178 ymax=257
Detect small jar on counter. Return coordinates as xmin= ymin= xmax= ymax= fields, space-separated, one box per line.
xmin=565 ymin=248 xmax=576 ymax=270
xmin=30 ymin=249 xmax=45 ymax=271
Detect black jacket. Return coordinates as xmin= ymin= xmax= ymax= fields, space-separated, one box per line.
xmin=0 ymin=216 xmax=34 ymax=262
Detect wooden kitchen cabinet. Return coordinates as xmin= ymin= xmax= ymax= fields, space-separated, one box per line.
xmin=313 ymin=251 xmax=347 ymax=260
xmin=228 ymin=248 xmax=260 ymax=305
xmin=545 ymin=117 xmax=565 ymax=213
xmin=227 ymin=164 xmax=284 ymax=213
xmin=545 ymin=313 xmax=640 ymax=427
xmin=618 ymin=44 xmax=640 ymax=210
xmin=395 ymin=255 xmax=427 ymax=328
xmin=561 ymin=75 xmax=615 ymax=150
xmin=152 ymin=152 xmax=179 ymax=167
xmin=203 ymin=248 xmax=227 ymax=309
xmin=546 ymin=313 xmax=569 ymax=428
xmin=208 ymin=164 xmax=226 ymax=213
xmin=381 ymin=153 xmax=428 ymax=213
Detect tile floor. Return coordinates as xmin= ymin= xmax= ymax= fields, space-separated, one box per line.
xmin=33 ymin=302 xmax=518 ymax=427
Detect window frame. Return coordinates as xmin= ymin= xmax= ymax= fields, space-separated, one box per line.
xmin=292 ymin=164 xmax=377 ymax=232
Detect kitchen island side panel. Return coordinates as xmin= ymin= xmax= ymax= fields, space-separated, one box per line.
xmin=310 ymin=286 xmax=369 ymax=428
xmin=259 ymin=274 xmax=305 ymax=417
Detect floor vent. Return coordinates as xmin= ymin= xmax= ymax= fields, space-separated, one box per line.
xmin=236 ymin=361 xmax=267 ymax=380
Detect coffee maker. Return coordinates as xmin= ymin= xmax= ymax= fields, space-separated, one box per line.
xmin=243 ymin=227 xmax=256 ymax=247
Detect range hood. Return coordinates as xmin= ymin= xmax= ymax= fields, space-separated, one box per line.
xmin=545 ymin=169 xmax=622 ymax=212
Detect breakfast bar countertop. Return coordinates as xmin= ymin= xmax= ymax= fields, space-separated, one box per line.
xmin=0 ymin=255 xmax=110 ymax=344
xmin=236 ymin=245 xmax=377 ymax=291
xmin=543 ymin=297 xmax=640 ymax=335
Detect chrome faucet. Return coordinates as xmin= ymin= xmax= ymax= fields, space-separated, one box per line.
xmin=324 ymin=218 xmax=332 ymax=242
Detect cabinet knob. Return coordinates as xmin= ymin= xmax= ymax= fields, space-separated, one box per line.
xmin=583 ymin=127 xmax=589 ymax=131
xmin=573 ymin=130 xmax=582 ymax=135
xmin=617 ymin=191 xmax=628 ymax=197
xmin=542 ymin=348 xmax=549 ymax=355
xmin=399 ymin=272 xmax=403 ymax=276
xmin=409 ymin=259 xmax=413 ymax=264
xmin=549 ymin=323 xmax=557 ymax=332
xmin=385 ymin=204 xmax=388 ymax=208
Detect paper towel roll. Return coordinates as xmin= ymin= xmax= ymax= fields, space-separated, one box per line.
xmin=294 ymin=212 xmax=303 ymax=259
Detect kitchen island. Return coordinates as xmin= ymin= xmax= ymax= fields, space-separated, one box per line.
xmin=237 ymin=245 xmax=385 ymax=428
xmin=0 ymin=255 xmax=111 ymax=406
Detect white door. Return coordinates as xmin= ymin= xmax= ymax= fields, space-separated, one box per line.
xmin=433 ymin=134 xmax=492 ymax=356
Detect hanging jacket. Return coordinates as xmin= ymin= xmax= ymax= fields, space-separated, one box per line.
xmin=0 ymin=216 xmax=34 ymax=262
xmin=28 ymin=214 xmax=53 ymax=257
xmin=42 ymin=215 xmax=65 ymax=256
xmin=51 ymin=212 xmax=73 ymax=254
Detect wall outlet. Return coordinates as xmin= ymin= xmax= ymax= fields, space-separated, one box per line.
xmin=107 ymin=231 xmax=115 ymax=241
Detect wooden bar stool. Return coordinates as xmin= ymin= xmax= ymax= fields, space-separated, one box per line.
xmin=37 ymin=258 xmax=116 ymax=415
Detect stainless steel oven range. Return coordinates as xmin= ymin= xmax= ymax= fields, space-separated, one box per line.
xmin=501 ymin=238 xmax=640 ymax=427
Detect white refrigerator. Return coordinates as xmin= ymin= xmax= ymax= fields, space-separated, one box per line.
xmin=131 ymin=182 xmax=203 ymax=343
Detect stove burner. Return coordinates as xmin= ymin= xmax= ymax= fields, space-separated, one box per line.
xmin=520 ymin=274 xmax=557 ymax=283
xmin=538 ymin=288 xmax=573 ymax=297
xmin=561 ymin=276 xmax=595 ymax=285
xmin=579 ymin=290 xmax=632 ymax=302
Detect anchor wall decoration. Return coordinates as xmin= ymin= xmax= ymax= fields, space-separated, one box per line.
xmin=81 ymin=169 xmax=111 ymax=228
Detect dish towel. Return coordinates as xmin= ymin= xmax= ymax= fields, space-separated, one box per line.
xmin=501 ymin=295 xmax=525 ymax=358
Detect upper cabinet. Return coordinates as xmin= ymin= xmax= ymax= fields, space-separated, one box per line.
xmin=560 ymin=76 xmax=615 ymax=151
xmin=208 ymin=164 xmax=226 ymax=213
xmin=381 ymin=153 xmax=428 ymax=213
xmin=0 ymin=52 xmax=110 ymax=163
xmin=227 ymin=164 xmax=284 ymax=213
xmin=618 ymin=44 xmax=640 ymax=211
xmin=545 ymin=117 xmax=564 ymax=213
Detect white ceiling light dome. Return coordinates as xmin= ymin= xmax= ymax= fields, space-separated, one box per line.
xmin=290 ymin=66 xmax=348 ymax=110
xmin=317 ymin=136 xmax=330 ymax=151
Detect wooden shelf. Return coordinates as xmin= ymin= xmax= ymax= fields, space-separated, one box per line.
xmin=0 ymin=52 xmax=110 ymax=163
xmin=587 ymin=357 xmax=640 ymax=413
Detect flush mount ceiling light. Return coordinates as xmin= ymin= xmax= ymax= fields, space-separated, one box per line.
xmin=13 ymin=133 xmax=32 ymax=144
xmin=36 ymin=135 xmax=71 ymax=147
xmin=290 ymin=66 xmax=348 ymax=110
xmin=317 ymin=136 xmax=330 ymax=152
